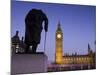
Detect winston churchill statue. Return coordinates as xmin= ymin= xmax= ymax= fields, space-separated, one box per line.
xmin=24 ymin=9 xmax=48 ymax=53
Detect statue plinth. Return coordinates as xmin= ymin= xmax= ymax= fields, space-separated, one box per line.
xmin=11 ymin=53 xmax=48 ymax=74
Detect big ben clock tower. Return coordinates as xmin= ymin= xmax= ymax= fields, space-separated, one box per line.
xmin=55 ymin=22 xmax=63 ymax=64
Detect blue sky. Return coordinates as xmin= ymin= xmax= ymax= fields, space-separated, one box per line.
xmin=11 ymin=1 xmax=96 ymax=62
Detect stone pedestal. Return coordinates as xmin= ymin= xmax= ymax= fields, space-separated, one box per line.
xmin=11 ymin=53 xmax=48 ymax=75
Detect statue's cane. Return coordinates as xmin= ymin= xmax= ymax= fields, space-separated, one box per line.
xmin=44 ymin=31 xmax=47 ymax=53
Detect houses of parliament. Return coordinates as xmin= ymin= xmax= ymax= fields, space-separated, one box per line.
xmin=55 ymin=22 xmax=95 ymax=65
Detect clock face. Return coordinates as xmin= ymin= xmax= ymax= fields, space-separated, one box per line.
xmin=57 ymin=34 xmax=61 ymax=38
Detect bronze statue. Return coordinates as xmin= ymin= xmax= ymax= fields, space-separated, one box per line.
xmin=24 ymin=9 xmax=48 ymax=53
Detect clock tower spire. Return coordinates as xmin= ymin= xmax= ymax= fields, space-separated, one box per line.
xmin=55 ymin=22 xmax=63 ymax=64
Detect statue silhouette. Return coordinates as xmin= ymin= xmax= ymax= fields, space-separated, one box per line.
xmin=24 ymin=9 xmax=48 ymax=53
